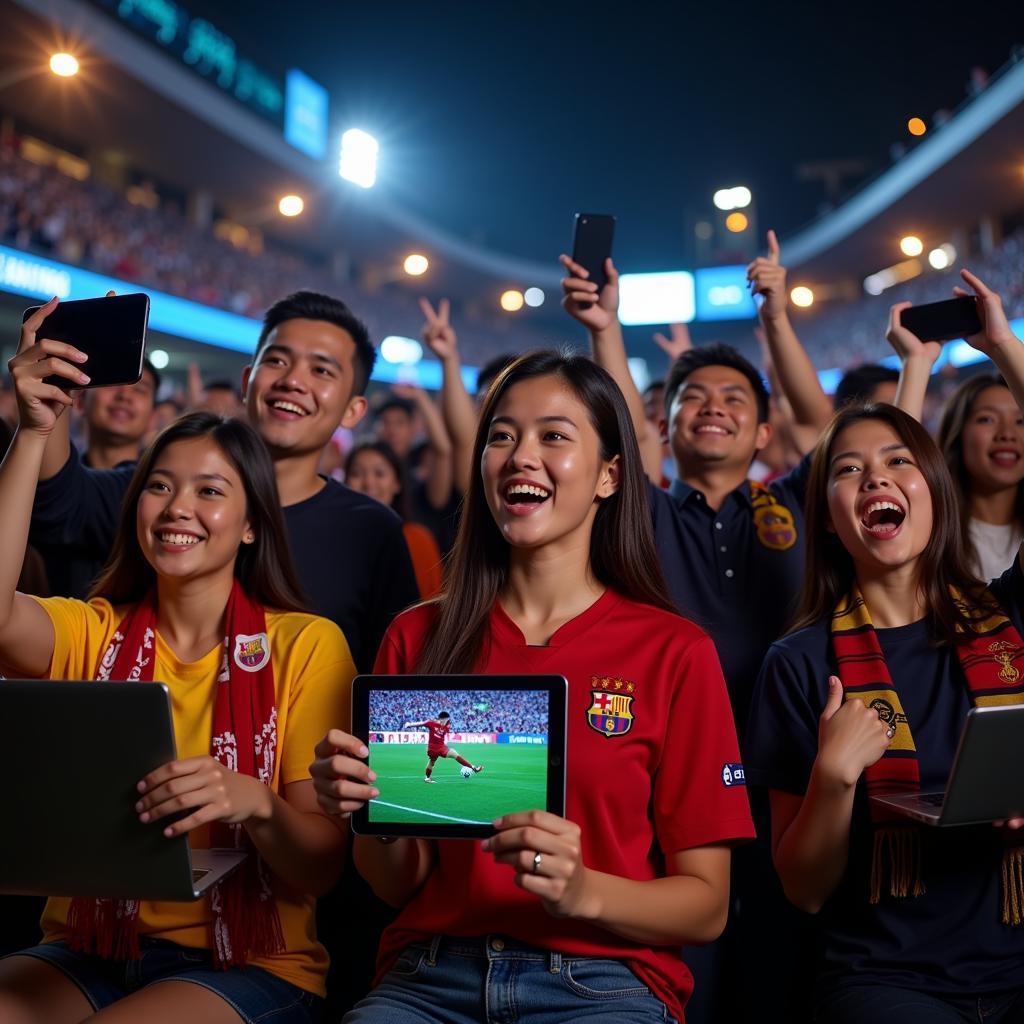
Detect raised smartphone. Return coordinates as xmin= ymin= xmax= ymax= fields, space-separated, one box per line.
xmin=23 ymin=293 xmax=150 ymax=389
xmin=571 ymin=213 xmax=616 ymax=293
xmin=900 ymin=296 xmax=982 ymax=343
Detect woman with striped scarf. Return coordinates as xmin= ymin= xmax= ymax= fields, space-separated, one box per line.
xmin=746 ymin=271 xmax=1024 ymax=1024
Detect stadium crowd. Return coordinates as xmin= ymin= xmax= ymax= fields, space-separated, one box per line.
xmin=368 ymin=689 xmax=550 ymax=734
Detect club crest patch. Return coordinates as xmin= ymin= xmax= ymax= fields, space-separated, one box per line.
xmin=233 ymin=633 xmax=270 ymax=673
xmin=750 ymin=482 xmax=797 ymax=551
xmin=586 ymin=676 xmax=635 ymax=737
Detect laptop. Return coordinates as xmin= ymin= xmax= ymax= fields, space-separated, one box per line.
xmin=870 ymin=705 xmax=1024 ymax=826
xmin=351 ymin=674 xmax=568 ymax=839
xmin=0 ymin=680 xmax=246 ymax=899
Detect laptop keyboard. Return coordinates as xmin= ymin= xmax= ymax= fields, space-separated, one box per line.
xmin=192 ymin=869 xmax=211 ymax=882
xmin=919 ymin=794 xmax=945 ymax=807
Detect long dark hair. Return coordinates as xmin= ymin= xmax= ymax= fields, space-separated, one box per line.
xmin=938 ymin=373 xmax=1024 ymax=571
xmin=90 ymin=412 xmax=307 ymax=611
xmin=416 ymin=351 xmax=678 ymax=674
xmin=344 ymin=440 xmax=409 ymax=520
xmin=792 ymin=403 xmax=998 ymax=641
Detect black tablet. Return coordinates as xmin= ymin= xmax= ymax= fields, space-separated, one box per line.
xmin=351 ymin=674 xmax=568 ymax=839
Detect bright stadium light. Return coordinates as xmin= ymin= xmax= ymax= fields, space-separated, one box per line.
xmin=500 ymin=289 xmax=525 ymax=312
xmin=928 ymin=243 xmax=957 ymax=270
xmin=725 ymin=212 xmax=749 ymax=233
xmin=524 ymin=287 xmax=545 ymax=307
xmin=380 ymin=335 xmax=423 ymax=364
xmin=713 ymin=186 xmax=752 ymax=211
xmin=339 ymin=129 xmax=379 ymax=188
xmin=618 ymin=271 xmax=696 ymax=326
xmin=49 ymin=53 xmax=79 ymax=77
xmin=907 ymin=117 xmax=927 ymax=137
xmin=278 ymin=194 xmax=304 ymax=217
xmin=403 ymin=253 xmax=429 ymax=276
xmin=149 ymin=349 xmax=170 ymax=369
xmin=790 ymin=286 xmax=815 ymax=308
xmin=900 ymin=235 xmax=923 ymax=257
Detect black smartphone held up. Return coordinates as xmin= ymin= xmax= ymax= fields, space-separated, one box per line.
xmin=571 ymin=213 xmax=616 ymax=293
xmin=900 ymin=297 xmax=982 ymax=343
xmin=23 ymin=293 xmax=150 ymax=389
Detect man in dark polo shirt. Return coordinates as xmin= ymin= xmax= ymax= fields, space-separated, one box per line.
xmin=560 ymin=234 xmax=833 ymax=1024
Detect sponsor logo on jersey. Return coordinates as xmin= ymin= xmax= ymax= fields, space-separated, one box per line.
xmin=233 ymin=632 xmax=270 ymax=672
xmin=722 ymin=763 xmax=746 ymax=787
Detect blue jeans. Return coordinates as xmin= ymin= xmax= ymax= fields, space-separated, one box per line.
xmin=10 ymin=938 xmax=322 ymax=1023
xmin=343 ymin=935 xmax=677 ymax=1024
xmin=816 ymin=983 xmax=1024 ymax=1024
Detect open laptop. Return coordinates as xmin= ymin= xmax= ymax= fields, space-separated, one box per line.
xmin=0 ymin=680 xmax=246 ymax=900
xmin=871 ymin=705 xmax=1024 ymax=826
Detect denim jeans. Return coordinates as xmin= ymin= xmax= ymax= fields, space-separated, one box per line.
xmin=343 ymin=935 xmax=677 ymax=1024
xmin=816 ymin=983 xmax=1024 ymax=1024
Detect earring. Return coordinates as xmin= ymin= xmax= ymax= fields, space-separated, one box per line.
xmin=243 ymin=532 xmax=255 ymax=544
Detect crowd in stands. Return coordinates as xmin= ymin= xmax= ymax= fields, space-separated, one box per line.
xmin=369 ymin=689 xmax=550 ymax=734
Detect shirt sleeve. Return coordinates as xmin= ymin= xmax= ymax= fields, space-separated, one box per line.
xmin=28 ymin=596 xmax=117 ymax=679
xmin=372 ymin=617 xmax=415 ymax=674
xmin=989 ymin=544 xmax=1024 ymax=627
xmin=653 ymin=633 xmax=756 ymax=854
xmin=30 ymin=444 xmax=133 ymax=552
xmin=744 ymin=640 xmax=823 ymax=794
xmin=279 ymin=619 xmax=357 ymax=787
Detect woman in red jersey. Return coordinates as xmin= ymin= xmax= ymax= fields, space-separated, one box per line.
xmin=312 ymin=351 xmax=754 ymax=1023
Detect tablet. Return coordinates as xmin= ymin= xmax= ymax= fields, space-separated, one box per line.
xmin=351 ymin=675 xmax=568 ymax=838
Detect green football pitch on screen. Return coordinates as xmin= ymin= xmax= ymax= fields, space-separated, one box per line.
xmin=367 ymin=743 xmax=549 ymax=826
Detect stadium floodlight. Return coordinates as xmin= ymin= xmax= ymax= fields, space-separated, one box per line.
xmin=500 ymin=289 xmax=525 ymax=312
xmin=928 ymin=243 xmax=956 ymax=270
xmin=49 ymin=53 xmax=79 ymax=77
xmin=790 ymin=286 xmax=815 ymax=308
xmin=725 ymin=212 xmax=749 ymax=233
xmin=339 ymin=129 xmax=379 ymax=188
xmin=900 ymin=235 xmax=923 ymax=257
xmin=524 ymin=287 xmax=545 ymax=307
xmin=278 ymin=194 xmax=304 ymax=217
xmin=618 ymin=271 xmax=696 ymax=326
xmin=712 ymin=186 xmax=752 ymax=211
xmin=380 ymin=335 xmax=423 ymax=364
xmin=403 ymin=254 xmax=429 ymax=276
xmin=149 ymin=349 xmax=170 ymax=369
xmin=907 ymin=117 xmax=927 ymax=137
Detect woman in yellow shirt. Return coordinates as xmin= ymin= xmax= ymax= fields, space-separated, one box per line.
xmin=0 ymin=299 xmax=367 ymax=1023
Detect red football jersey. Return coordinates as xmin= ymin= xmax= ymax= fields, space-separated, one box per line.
xmin=371 ymin=590 xmax=755 ymax=1022
xmin=424 ymin=719 xmax=450 ymax=752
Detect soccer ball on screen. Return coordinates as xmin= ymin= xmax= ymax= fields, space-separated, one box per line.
xmin=460 ymin=766 xmax=473 ymax=779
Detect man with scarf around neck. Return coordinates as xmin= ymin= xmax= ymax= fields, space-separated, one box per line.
xmin=745 ymin=271 xmax=1024 ymax=1023
xmin=560 ymin=232 xmax=834 ymax=1024
xmin=0 ymin=301 xmax=365 ymax=1023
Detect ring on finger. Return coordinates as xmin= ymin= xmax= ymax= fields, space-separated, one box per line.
xmin=532 ymin=851 xmax=542 ymax=874
xmin=886 ymin=725 xmax=896 ymax=739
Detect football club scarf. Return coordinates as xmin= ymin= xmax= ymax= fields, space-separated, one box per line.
xmin=66 ymin=578 xmax=285 ymax=965
xmin=831 ymin=587 xmax=1024 ymax=923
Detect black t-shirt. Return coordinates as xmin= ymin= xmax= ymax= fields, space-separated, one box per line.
xmin=409 ymin=481 xmax=461 ymax=556
xmin=30 ymin=446 xmax=419 ymax=670
xmin=745 ymin=560 xmax=1024 ymax=998
xmin=648 ymin=456 xmax=810 ymax=737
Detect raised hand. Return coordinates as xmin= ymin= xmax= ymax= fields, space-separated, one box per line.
xmin=419 ymin=297 xmax=459 ymax=362
xmin=653 ymin=323 xmax=692 ymax=363
xmin=309 ymin=729 xmax=379 ymax=818
xmin=135 ymin=756 xmax=272 ymax=837
xmin=559 ymin=254 xmax=619 ymax=333
xmin=746 ymin=230 xmax=788 ymax=321
xmin=886 ymin=302 xmax=943 ymax=367
xmin=482 ymin=810 xmax=593 ymax=919
xmin=816 ymin=676 xmax=893 ymax=787
xmin=954 ymin=269 xmax=1019 ymax=356
xmin=7 ymin=296 xmax=89 ymax=435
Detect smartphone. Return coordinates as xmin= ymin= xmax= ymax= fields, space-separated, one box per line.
xmin=23 ymin=293 xmax=150 ymax=390
xmin=571 ymin=213 xmax=616 ymax=293
xmin=900 ymin=297 xmax=982 ymax=343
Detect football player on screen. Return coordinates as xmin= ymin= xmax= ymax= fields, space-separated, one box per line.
xmin=402 ymin=711 xmax=484 ymax=782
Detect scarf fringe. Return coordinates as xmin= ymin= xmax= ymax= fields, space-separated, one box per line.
xmin=67 ymin=898 xmax=140 ymax=961
xmin=1002 ymin=846 xmax=1024 ymax=925
xmin=869 ymin=826 xmax=925 ymax=903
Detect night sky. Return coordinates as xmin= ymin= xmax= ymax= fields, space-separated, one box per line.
xmin=192 ymin=1 xmax=1024 ymax=273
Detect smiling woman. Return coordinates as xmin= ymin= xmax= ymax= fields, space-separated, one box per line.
xmin=0 ymin=290 xmax=363 ymax=1024
xmin=745 ymin=272 xmax=1024 ymax=1022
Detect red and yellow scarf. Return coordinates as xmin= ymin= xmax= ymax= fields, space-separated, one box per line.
xmin=831 ymin=587 xmax=1024 ymax=923
xmin=67 ymin=579 xmax=285 ymax=965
